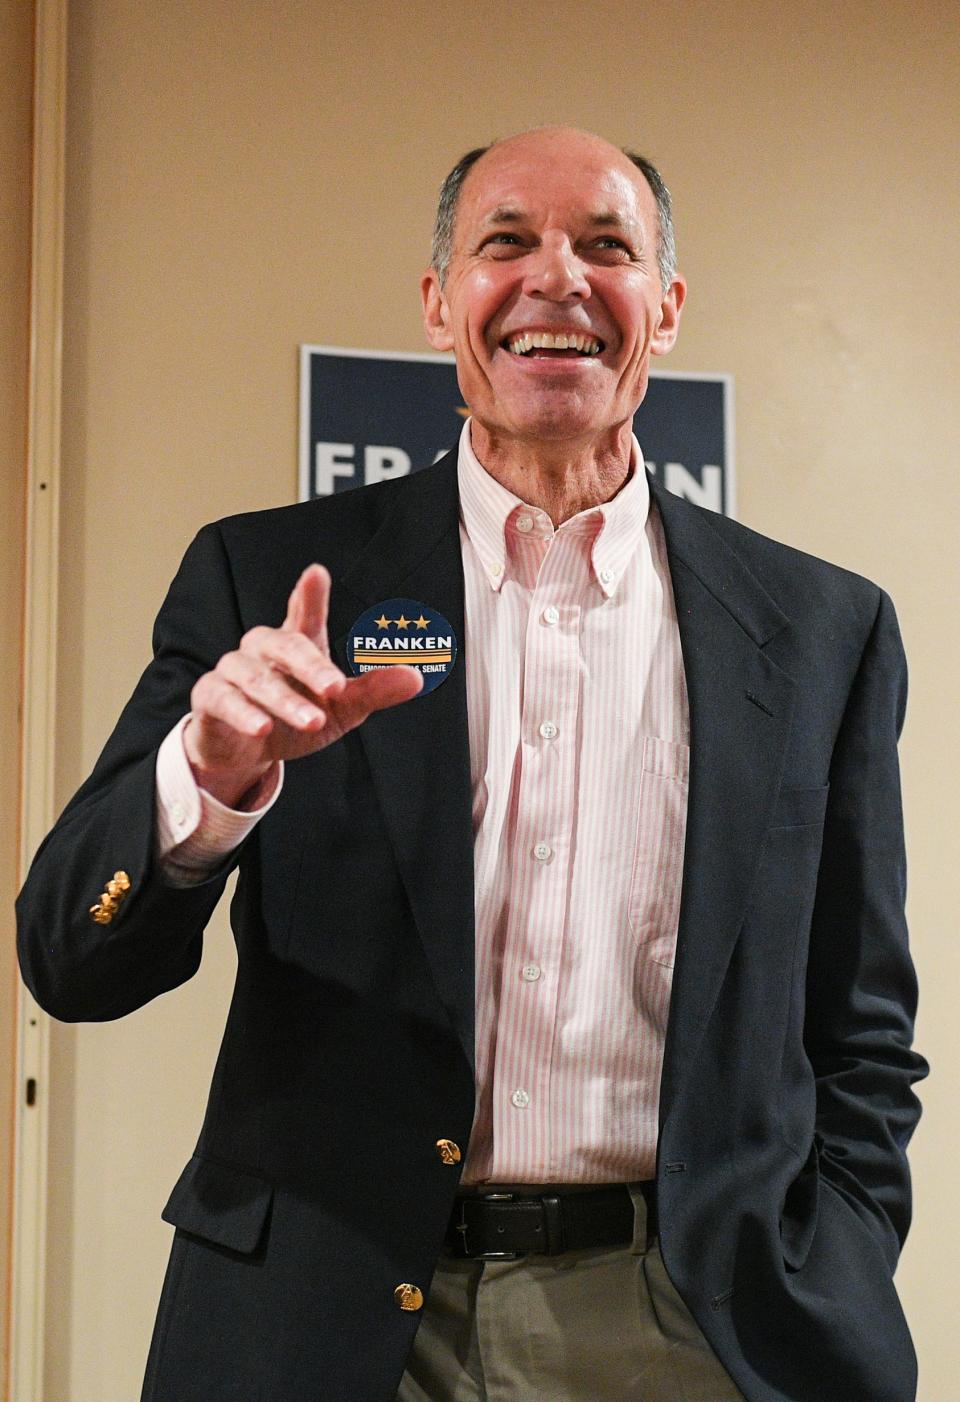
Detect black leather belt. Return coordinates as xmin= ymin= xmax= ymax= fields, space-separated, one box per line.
xmin=445 ymin=1182 xmax=655 ymax=1259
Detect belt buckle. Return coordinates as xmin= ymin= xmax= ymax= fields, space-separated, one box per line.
xmin=456 ymin=1192 xmax=520 ymax=1260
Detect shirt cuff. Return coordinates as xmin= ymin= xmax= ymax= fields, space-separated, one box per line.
xmin=155 ymin=715 xmax=283 ymax=885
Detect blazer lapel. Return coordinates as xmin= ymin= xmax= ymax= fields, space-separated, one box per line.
xmin=650 ymin=480 xmax=796 ymax=1131
xmin=327 ymin=454 xmax=477 ymax=1070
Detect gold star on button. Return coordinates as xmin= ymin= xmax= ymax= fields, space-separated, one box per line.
xmin=394 ymin=615 xmax=410 ymax=629
xmin=375 ymin=614 xmax=391 ymax=629
xmin=414 ymin=615 xmax=430 ymax=630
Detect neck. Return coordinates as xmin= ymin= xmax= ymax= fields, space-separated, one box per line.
xmin=469 ymin=421 xmax=634 ymax=527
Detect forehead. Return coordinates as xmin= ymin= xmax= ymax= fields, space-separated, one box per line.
xmin=457 ymin=135 xmax=654 ymax=234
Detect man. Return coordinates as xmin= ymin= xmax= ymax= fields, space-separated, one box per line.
xmin=17 ymin=127 xmax=927 ymax=1400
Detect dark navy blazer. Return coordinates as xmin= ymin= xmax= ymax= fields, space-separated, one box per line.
xmin=17 ymin=453 xmax=928 ymax=1401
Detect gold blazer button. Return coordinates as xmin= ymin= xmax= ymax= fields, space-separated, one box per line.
xmin=90 ymin=870 xmax=130 ymax=923
xmin=394 ymin=1283 xmax=424 ymax=1312
xmin=435 ymin=1139 xmax=461 ymax=1165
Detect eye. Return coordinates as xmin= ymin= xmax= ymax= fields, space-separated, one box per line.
xmin=589 ymin=236 xmax=633 ymax=257
xmin=479 ymin=232 xmax=528 ymax=256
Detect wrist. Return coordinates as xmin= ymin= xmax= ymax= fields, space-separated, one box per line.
xmin=193 ymin=762 xmax=278 ymax=812
xmin=182 ymin=719 xmax=275 ymax=810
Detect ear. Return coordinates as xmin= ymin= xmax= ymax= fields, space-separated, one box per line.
xmin=650 ymin=274 xmax=687 ymax=357
xmin=420 ymin=268 xmax=455 ymax=352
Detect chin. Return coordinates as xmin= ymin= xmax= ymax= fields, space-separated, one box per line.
xmin=485 ymin=388 xmax=601 ymax=436
xmin=512 ymin=404 xmax=614 ymax=443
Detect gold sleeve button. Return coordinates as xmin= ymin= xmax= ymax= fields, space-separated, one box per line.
xmin=89 ymin=871 xmax=132 ymax=924
xmin=436 ymin=1139 xmax=461 ymax=1165
xmin=394 ymin=1283 xmax=424 ymax=1312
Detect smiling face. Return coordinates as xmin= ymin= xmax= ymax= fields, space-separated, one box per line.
xmin=421 ymin=128 xmax=686 ymax=458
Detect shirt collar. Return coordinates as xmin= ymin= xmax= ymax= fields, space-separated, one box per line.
xmin=456 ymin=417 xmax=650 ymax=597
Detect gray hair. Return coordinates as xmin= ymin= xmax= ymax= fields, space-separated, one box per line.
xmin=430 ymin=142 xmax=678 ymax=292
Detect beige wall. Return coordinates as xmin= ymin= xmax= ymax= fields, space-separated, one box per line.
xmin=34 ymin=0 xmax=960 ymax=1398
xmin=0 ymin=0 xmax=33 ymax=1389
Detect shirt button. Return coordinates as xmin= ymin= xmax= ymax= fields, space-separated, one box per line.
xmin=170 ymin=801 xmax=186 ymax=827
xmin=491 ymin=562 xmax=503 ymax=577
xmin=541 ymin=605 xmax=560 ymax=626
xmin=511 ymin=1089 xmax=530 ymax=1109
xmin=516 ymin=514 xmax=534 ymax=533
xmin=532 ymin=842 xmax=553 ymax=863
xmin=521 ymin=963 xmax=542 ymax=982
xmin=538 ymin=721 xmax=558 ymax=740
xmin=599 ymin=567 xmax=614 ymax=584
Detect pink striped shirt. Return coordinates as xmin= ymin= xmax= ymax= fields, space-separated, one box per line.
xmin=157 ymin=422 xmax=689 ymax=1183
xmin=457 ymin=424 xmax=688 ymax=1183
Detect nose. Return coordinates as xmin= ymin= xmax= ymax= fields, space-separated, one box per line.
xmin=522 ymin=235 xmax=590 ymax=302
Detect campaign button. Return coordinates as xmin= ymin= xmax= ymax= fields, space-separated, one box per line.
xmin=346 ymin=598 xmax=458 ymax=696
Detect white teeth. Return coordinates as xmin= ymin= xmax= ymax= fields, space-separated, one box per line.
xmin=506 ymin=331 xmax=602 ymax=355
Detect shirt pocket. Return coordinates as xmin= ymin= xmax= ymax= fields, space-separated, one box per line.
xmin=628 ymin=736 xmax=690 ymax=968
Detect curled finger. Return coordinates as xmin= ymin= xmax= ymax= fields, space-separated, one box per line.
xmin=191 ymin=671 xmax=274 ymax=739
xmin=216 ymin=650 xmax=327 ymax=732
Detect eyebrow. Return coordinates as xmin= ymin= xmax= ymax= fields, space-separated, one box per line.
xmin=587 ymin=211 xmax=635 ymax=229
xmin=478 ymin=207 xmax=526 ymax=227
xmin=478 ymin=206 xmax=640 ymax=232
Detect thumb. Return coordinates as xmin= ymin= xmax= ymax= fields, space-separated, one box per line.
xmin=284 ymin=564 xmax=331 ymax=652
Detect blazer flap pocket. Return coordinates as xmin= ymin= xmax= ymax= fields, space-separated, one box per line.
xmin=770 ymin=783 xmax=829 ymax=829
xmin=161 ymin=1155 xmax=273 ymax=1254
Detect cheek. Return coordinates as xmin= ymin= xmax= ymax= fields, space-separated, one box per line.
xmin=469 ymin=266 xmax=502 ymax=297
xmin=606 ymin=278 xmax=658 ymax=353
xmin=457 ymin=269 xmax=513 ymax=348
xmin=618 ymin=327 xmax=658 ymax=394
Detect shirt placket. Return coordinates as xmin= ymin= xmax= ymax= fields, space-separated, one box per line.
xmin=491 ymin=525 xmax=588 ymax=1181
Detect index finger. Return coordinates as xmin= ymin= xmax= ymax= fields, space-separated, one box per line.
xmin=284 ymin=564 xmax=331 ymax=654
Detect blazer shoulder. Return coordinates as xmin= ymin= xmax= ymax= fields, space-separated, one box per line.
xmin=208 ymin=453 xmax=457 ymax=570
xmin=667 ymin=491 xmax=887 ymax=636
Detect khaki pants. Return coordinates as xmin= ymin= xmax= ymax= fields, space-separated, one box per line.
xmin=397 ymin=1187 xmax=746 ymax=1402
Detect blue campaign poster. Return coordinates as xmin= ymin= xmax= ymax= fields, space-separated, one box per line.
xmin=299 ymin=346 xmax=734 ymax=517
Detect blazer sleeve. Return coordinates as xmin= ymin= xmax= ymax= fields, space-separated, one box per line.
xmin=16 ymin=523 xmax=247 ymax=1022
xmin=805 ymin=587 xmax=928 ymax=1273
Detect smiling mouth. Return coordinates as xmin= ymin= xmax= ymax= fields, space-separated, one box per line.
xmin=503 ymin=331 xmax=604 ymax=357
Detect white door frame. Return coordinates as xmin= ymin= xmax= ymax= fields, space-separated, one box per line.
xmin=11 ymin=1 xmax=68 ymax=1398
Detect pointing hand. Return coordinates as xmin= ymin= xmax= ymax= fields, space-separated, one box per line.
xmin=184 ymin=564 xmax=422 ymax=807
